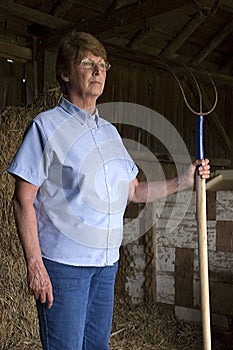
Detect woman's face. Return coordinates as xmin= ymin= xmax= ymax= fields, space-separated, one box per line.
xmin=63 ymin=51 xmax=107 ymax=103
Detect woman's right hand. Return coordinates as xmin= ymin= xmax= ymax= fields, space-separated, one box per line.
xmin=27 ymin=257 xmax=54 ymax=308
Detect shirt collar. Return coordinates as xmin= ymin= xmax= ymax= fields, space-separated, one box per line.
xmin=59 ymin=96 xmax=99 ymax=127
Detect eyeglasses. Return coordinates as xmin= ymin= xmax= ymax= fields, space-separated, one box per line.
xmin=75 ymin=58 xmax=111 ymax=72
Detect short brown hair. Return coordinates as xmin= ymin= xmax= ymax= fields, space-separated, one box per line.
xmin=56 ymin=30 xmax=108 ymax=95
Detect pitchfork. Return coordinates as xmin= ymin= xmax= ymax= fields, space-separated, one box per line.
xmin=162 ymin=60 xmax=218 ymax=350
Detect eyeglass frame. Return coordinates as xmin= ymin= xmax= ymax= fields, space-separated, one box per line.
xmin=74 ymin=58 xmax=111 ymax=72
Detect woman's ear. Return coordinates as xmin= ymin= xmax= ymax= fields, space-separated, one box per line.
xmin=61 ymin=73 xmax=69 ymax=82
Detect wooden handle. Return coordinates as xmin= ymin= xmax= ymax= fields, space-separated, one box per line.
xmin=195 ymin=115 xmax=211 ymax=349
xmin=196 ymin=174 xmax=211 ymax=350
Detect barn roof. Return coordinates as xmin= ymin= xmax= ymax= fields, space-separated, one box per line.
xmin=0 ymin=0 xmax=233 ymax=86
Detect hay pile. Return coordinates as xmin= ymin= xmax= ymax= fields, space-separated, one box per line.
xmin=110 ymin=298 xmax=203 ymax=350
xmin=0 ymin=88 xmax=223 ymax=350
xmin=0 ymin=88 xmax=61 ymax=350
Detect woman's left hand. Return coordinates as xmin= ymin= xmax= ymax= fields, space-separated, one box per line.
xmin=194 ymin=158 xmax=211 ymax=179
xmin=178 ymin=159 xmax=211 ymax=190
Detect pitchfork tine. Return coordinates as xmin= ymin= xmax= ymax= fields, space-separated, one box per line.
xmin=160 ymin=58 xmax=218 ymax=116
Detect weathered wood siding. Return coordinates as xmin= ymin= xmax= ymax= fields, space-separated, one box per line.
xmin=100 ymin=58 xmax=232 ymax=167
xmin=118 ymin=188 xmax=233 ymax=328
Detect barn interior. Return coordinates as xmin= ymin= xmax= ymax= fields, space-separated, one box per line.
xmin=0 ymin=1 xmax=233 ymax=349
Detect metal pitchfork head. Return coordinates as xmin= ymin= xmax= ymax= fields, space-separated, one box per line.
xmin=160 ymin=59 xmax=218 ymax=159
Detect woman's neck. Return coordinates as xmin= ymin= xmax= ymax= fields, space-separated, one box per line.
xmin=67 ymin=94 xmax=96 ymax=115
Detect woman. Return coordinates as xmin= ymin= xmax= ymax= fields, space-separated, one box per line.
xmin=8 ymin=29 xmax=210 ymax=350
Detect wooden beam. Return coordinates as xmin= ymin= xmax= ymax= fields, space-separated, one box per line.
xmin=127 ymin=17 xmax=151 ymax=50
xmin=0 ymin=10 xmax=31 ymax=38
xmin=127 ymin=29 xmax=149 ymax=49
xmin=0 ymin=40 xmax=32 ymax=62
xmin=44 ymin=0 xmax=200 ymax=47
xmin=219 ymin=0 xmax=233 ymax=13
xmin=51 ymin=0 xmax=76 ymax=18
xmin=0 ymin=0 xmax=69 ymax=30
xmin=81 ymin=0 xmax=215 ymax=35
xmin=99 ymin=3 xmax=199 ymax=41
xmin=161 ymin=12 xmax=208 ymax=58
xmin=194 ymin=19 xmax=233 ymax=64
xmin=105 ymin=0 xmax=122 ymax=15
xmin=74 ymin=0 xmax=106 ymax=13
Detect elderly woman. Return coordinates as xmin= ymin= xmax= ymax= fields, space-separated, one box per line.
xmin=7 ymin=29 xmax=210 ymax=350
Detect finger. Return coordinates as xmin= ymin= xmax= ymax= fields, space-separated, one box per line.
xmin=46 ymin=289 xmax=54 ymax=309
xmin=39 ymin=291 xmax=47 ymax=304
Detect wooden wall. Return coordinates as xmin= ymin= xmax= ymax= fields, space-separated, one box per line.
xmin=1 ymin=51 xmax=232 ymax=168
xmin=120 ymin=187 xmax=233 ymax=329
xmin=0 ymin=58 xmax=25 ymax=107
xmin=100 ymin=57 xmax=233 ymax=169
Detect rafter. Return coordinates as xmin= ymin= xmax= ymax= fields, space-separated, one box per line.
xmin=219 ymin=0 xmax=233 ymax=13
xmin=44 ymin=0 xmax=203 ymax=47
xmin=127 ymin=18 xmax=151 ymax=49
xmin=161 ymin=12 xmax=208 ymax=58
xmin=0 ymin=0 xmax=69 ymax=29
xmin=193 ymin=19 xmax=233 ymax=63
xmin=100 ymin=3 xmax=201 ymax=42
xmin=127 ymin=29 xmax=150 ymax=49
xmin=51 ymin=0 xmax=76 ymax=18
xmin=0 ymin=41 xmax=32 ymax=62
xmin=105 ymin=0 xmax=122 ymax=15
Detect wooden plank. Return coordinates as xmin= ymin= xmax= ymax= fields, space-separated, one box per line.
xmin=105 ymin=0 xmax=123 ymax=15
xmin=161 ymin=12 xmax=208 ymax=58
xmin=206 ymin=191 xmax=216 ymax=220
xmin=206 ymin=170 xmax=233 ymax=191
xmin=43 ymin=50 xmax=56 ymax=92
xmin=51 ymin=0 xmax=76 ymax=18
xmin=0 ymin=41 xmax=32 ymax=62
xmin=100 ymin=3 xmax=199 ymax=41
xmin=45 ymin=1 xmax=199 ymax=46
xmin=219 ymin=0 xmax=233 ymax=13
xmin=175 ymin=247 xmax=194 ymax=308
xmin=216 ymin=221 xmax=233 ymax=252
xmin=210 ymin=281 xmax=233 ymax=315
xmin=0 ymin=0 xmax=69 ymax=29
xmin=194 ymin=19 xmax=233 ymax=63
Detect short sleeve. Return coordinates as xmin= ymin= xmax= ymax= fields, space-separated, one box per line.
xmin=124 ymin=147 xmax=138 ymax=182
xmin=7 ymin=120 xmax=50 ymax=186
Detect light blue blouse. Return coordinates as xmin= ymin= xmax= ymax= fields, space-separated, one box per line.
xmin=8 ymin=97 xmax=138 ymax=266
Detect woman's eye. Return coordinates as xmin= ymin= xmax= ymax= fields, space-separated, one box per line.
xmin=83 ymin=61 xmax=93 ymax=68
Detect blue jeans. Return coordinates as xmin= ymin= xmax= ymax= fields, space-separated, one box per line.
xmin=36 ymin=258 xmax=118 ymax=350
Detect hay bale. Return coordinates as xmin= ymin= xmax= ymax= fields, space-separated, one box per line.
xmin=0 ymin=87 xmax=61 ymax=350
